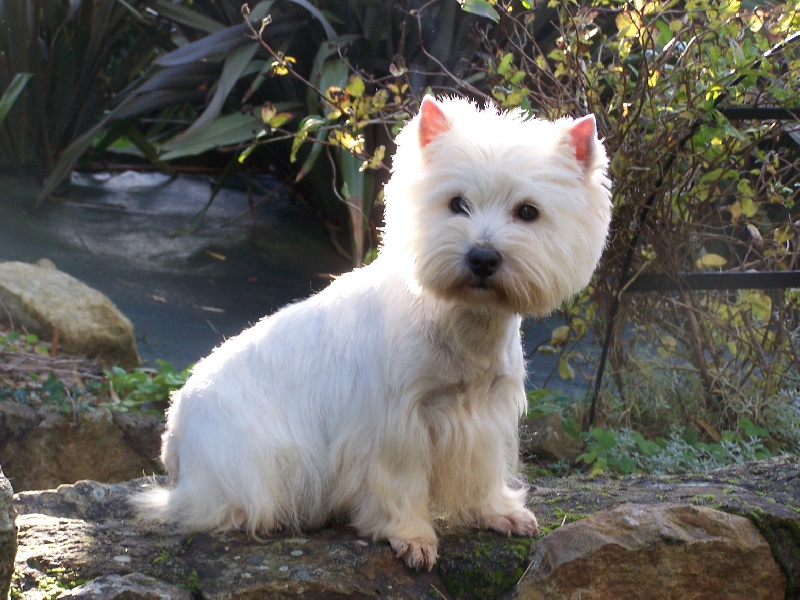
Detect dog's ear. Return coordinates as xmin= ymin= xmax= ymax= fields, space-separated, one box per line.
xmin=419 ymin=96 xmax=450 ymax=148
xmin=563 ymin=114 xmax=597 ymax=172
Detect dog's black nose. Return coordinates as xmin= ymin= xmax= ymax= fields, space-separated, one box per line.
xmin=466 ymin=247 xmax=501 ymax=278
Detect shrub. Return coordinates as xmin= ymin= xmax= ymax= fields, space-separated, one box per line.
xmin=487 ymin=1 xmax=800 ymax=449
xmin=0 ymin=0 xmax=166 ymax=176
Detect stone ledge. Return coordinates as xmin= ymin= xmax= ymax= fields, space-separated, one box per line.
xmin=6 ymin=456 xmax=799 ymax=599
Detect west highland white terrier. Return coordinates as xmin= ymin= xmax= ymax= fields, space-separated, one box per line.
xmin=133 ymin=95 xmax=612 ymax=571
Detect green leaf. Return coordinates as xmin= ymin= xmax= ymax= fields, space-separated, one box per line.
xmin=0 ymin=73 xmax=32 ymax=128
xmin=150 ymin=0 xmax=224 ymax=33
xmin=307 ymin=36 xmax=360 ymax=113
xmin=459 ymin=0 xmax=500 ymax=23
xmin=290 ymin=115 xmax=326 ymax=164
xmin=498 ymin=52 xmax=514 ymax=75
xmin=176 ymin=42 xmax=260 ymax=141
xmin=285 ymin=0 xmax=336 ymax=39
xmin=160 ymin=113 xmax=264 ymax=161
xmin=154 ymin=23 xmax=257 ymax=67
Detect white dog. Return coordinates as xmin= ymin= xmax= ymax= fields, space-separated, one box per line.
xmin=133 ymin=95 xmax=612 ymax=571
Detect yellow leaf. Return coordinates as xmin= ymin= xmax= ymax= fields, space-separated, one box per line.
xmin=694 ymin=417 xmax=721 ymax=442
xmin=550 ymin=325 xmax=570 ymax=347
xmin=268 ymin=112 xmax=293 ymax=129
xmin=261 ymin=103 xmax=277 ymax=124
xmin=695 ymin=253 xmax=727 ymax=268
xmin=558 ymin=357 xmax=575 ymax=381
xmin=774 ymin=224 xmax=793 ymax=245
xmin=345 ymin=75 xmax=365 ymax=98
xmin=727 ymin=201 xmax=742 ymax=223
xmin=615 ymin=12 xmax=638 ymax=38
xmin=740 ymin=196 xmax=758 ymax=218
xmin=740 ymin=291 xmax=772 ymax=320
xmin=661 ymin=334 xmax=677 ymax=351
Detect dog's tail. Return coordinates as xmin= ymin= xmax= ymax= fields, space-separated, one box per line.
xmin=130 ymin=476 xmax=255 ymax=534
xmin=129 ymin=479 xmax=183 ymax=527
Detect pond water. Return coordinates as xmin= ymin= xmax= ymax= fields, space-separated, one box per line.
xmin=0 ymin=172 xmax=585 ymax=393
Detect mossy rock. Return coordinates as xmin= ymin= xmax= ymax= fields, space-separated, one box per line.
xmin=438 ymin=530 xmax=532 ymax=599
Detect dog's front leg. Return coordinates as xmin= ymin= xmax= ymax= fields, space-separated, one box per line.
xmin=348 ymin=432 xmax=438 ymax=571
xmin=478 ymin=485 xmax=540 ymax=537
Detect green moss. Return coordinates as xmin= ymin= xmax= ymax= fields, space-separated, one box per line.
xmin=13 ymin=564 xmax=88 ymax=600
xmin=145 ymin=541 xmax=202 ymax=594
xmin=538 ymin=507 xmax=594 ymax=535
xmin=183 ymin=569 xmax=201 ymax=595
xmin=437 ymin=531 xmax=532 ymax=599
xmin=749 ymin=510 xmax=800 ymax=596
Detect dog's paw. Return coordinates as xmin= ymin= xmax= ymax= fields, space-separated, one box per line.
xmin=389 ymin=536 xmax=439 ymax=571
xmin=482 ymin=507 xmax=540 ymax=537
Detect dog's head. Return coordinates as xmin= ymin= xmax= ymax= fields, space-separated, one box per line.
xmin=382 ymin=96 xmax=612 ymax=317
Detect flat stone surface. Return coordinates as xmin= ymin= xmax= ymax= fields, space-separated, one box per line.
xmin=9 ymin=457 xmax=799 ymax=598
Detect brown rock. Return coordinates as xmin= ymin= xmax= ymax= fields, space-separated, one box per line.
xmin=518 ymin=503 xmax=786 ymax=599
xmin=0 ymin=403 xmax=161 ymax=492
xmin=520 ymin=412 xmax=581 ymax=464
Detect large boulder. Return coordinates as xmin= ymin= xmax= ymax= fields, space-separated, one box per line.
xmin=0 ymin=260 xmax=140 ymax=369
xmin=0 ymin=467 xmax=15 ymax=600
xmin=9 ymin=456 xmax=799 ymax=598
xmin=519 ymin=503 xmax=785 ymax=598
xmin=0 ymin=402 xmax=163 ymax=492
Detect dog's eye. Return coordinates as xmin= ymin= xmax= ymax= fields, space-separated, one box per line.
xmin=449 ymin=196 xmax=469 ymax=215
xmin=516 ymin=204 xmax=540 ymax=222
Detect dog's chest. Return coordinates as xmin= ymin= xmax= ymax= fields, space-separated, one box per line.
xmin=415 ymin=316 xmax=521 ymax=410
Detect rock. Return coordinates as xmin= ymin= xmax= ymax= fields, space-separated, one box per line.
xmin=520 ymin=412 xmax=581 ymax=465
xmin=13 ymin=480 xmax=444 ymax=599
xmin=527 ymin=455 xmax=800 ymax=598
xmin=0 ymin=466 xmax=16 ymax=600
xmin=0 ymin=260 xmax=140 ymax=368
xmin=57 ymin=573 xmax=193 ymax=599
xmin=518 ymin=503 xmax=785 ymax=599
xmin=9 ymin=457 xmax=799 ymax=598
xmin=111 ymin=411 xmax=165 ymax=465
xmin=0 ymin=402 xmax=162 ymax=492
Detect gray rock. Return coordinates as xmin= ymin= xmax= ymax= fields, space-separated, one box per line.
xmin=0 ymin=466 xmax=16 ymax=600
xmin=57 ymin=573 xmax=193 ymax=599
xmin=0 ymin=260 xmax=140 ymax=368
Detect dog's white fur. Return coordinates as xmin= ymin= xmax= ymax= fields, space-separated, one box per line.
xmin=132 ymin=96 xmax=611 ymax=571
